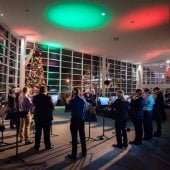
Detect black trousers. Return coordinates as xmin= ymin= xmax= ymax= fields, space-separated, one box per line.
xmin=115 ymin=119 xmax=127 ymax=146
xmin=34 ymin=120 xmax=52 ymax=148
xmin=133 ymin=117 xmax=143 ymax=143
xmin=70 ymin=118 xmax=86 ymax=157
xmin=143 ymin=110 xmax=153 ymax=139
xmin=154 ymin=111 xmax=162 ymax=135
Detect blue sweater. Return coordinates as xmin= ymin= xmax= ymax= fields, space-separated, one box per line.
xmin=70 ymin=96 xmax=87 ymax=120
xmin=143 ymin=95 xmax=155 ymax=111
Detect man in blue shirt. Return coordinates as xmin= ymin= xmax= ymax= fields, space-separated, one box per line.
xmin=68 ymin=88 xmax=87 ymax=160
xmin=143 ymin=88 xmax=155 ymax=140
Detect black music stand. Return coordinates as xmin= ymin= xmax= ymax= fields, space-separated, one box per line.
xmin=86 ymin=121 xmax=96 ymax=141
xmin=50 ymin=121 xmax=58 ymax=137
xmin=97 ymin=107 xmax=109 ymax=140
xmin=0 ymin=103 xmax=9 ymax=145
xmin=6 ymin=111 xmax=28 ymax=163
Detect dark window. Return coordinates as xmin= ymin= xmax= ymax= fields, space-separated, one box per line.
xmin=49 ymin=66 xmax=60 ymax=72
xmin=62 ymin=68 xmax=71 ymax=73
xmin=49 ymin=53 xmax=60 ymax=60
xmin=62 ymin=61 xmax=71 ymax=68
xmin=62 ymin=55 xmax=72 ymax=62
xmin=73 ymin=69 xmax=81 ymax=74
xmin=73 ymin=57 xmax=82 ymax=63
xmin=73 ymin=51 xmax=82 ymax=57
xmin=62 ymin=49 xmax=72 ymax=56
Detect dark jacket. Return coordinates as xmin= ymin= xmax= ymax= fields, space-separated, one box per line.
xmin=33 ymin=93 xmax=54 ymax=122
xmin=70 ymin=96 xmax=87 ymax=120
xmin=112 ymin=98 xmax=129 ymax=120
xmin=8 ymin=94 xmax=16 ymax=111
xmin=131 ymin=96 xmax=145 ymax=119
xmin=153 ymin=92 xmax=165 ymax=115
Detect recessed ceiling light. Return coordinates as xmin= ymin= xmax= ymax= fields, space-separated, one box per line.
xmin=0 ymin=13 xmax=4 ymax=16
xmin=166 ymin=60 xmax=170 ymax=63
xmin=112 ymin=37 xmax=119 ymax=41
xmin=101 ymin=12 xmax=106 ymax=16
xmin=25 ymin=9 xmax=30 ymax=12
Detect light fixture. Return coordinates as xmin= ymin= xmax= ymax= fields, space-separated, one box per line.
xmin=0 ymin=13 xmax=4 ymax=17
xmin=44 ymin=1 xmax=111 ymax=31
xmin=166 ymin=60 xmax=170 ymax=63
xmin=101 ymin=12 xmax=106 ymax=16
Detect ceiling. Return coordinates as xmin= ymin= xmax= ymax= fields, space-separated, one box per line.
xmin=0 ymin=0 xmax=170 ymax=64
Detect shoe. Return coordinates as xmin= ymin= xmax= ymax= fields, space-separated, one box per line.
xmin=129 ymin=140 xmax=142 ymax=145
xmin=25 ymin=140 xmax=33 ymax=145
xmin=45 ymin=145 xmax=54 ymax=150
xmin=112 ymin=144 xmax=123 ymax=149
xmin=67 ymin=154 xmax=77 ymax=160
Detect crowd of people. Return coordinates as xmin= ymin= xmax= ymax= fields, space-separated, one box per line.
xmin=110 ymin=87 xmax=166 ymax=149
xmin=7 ymin=85 xmax=54 ymax=149
xmin=4 ymin=85 xmax=167 ymax=161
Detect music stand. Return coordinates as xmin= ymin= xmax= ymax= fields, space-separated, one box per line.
xmin=96 ymin=97 xmax=110 ymax=140
xmin=6 ymin=111 xmax=28 ymax=163
xmin=97 ymin=108 xmax=109 ymax=140
xmin=50 ymin=121 xmax=58 ymax=137
xmin=0 ymin=103 xmax=9 ymax=145
xmin=86 ymin=121 xmax=96 ymax=141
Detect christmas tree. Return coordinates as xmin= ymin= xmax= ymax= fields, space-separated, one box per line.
xmin=25 ymin=50 xmax=45 ymax=90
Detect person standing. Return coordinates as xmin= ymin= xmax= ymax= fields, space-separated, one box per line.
xmin=153 ymin=87 xmax=165 ymax=137
xmin=130 ymin=89 xmax=145 ymax=145
xmin=19 ymin=86 xmax=33 ymax=144
xmin=143 ymin=88 xmax=155 ymax=140
xmin=111 ymin=90 xmax=129 ymax=149
xmin=33 ymin=86 xmax=54 ymax=150
xmin=68 ymin=88 xmax=87 ymax=160
xmin=8 ymin=86 xmax=17 ymax=129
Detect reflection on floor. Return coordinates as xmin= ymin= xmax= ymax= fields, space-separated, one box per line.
xmin=0 ymin=106 xmax=170 ymax=170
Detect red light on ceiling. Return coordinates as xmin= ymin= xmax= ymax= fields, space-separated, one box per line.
xmin=144 ymin=49 xmax=170 ymax=61
xmin=13 ymin=28 xmax=40 ymax=41
xmin=116 ymin=5 xmax=169 ymax=31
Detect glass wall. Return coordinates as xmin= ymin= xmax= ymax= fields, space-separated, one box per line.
xmin=143 ymin=62 xmax=170 ymax=85
xmin=25 ymin=42 xmax=137 ymax=96
xmin=0 ymin=25 xmax=20 ymax=99
xmin=106 ymin=58 xmax=136 ymax=95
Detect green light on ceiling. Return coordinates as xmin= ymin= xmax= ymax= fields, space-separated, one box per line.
xmin=40 ymin=41 xmax=62 ymax=49
xmin=44 ymin=1 xmax=111 ymax=31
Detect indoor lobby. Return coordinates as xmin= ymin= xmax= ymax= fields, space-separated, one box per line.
xmin=0 ymin=0 xmax=170 ymax=170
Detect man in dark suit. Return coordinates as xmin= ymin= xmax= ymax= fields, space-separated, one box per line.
xmin=33 ymin=86 xmax=54 ymax=150
xmin=153 ymin=87 xmax=165 ymax=137
xmin=130 ymin=89 xmax=145 ymax=145
xmin=68 ymin=88 xmax=87 ymax=160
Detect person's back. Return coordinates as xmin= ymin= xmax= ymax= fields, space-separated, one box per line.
xmin=33 ymin=86 xmax=54 ymax=151
xmin=70 ymin=95 xmax=86 ymax=120
xmin=33 ymin=93 xmax=54 ymax=122
xmin=68 ymin=88 xmax=87 ymax=160
xmin=113 ymin=98 xmax=129 ymax=120
xmin=131 ymin=96 xmax=145 ymax=119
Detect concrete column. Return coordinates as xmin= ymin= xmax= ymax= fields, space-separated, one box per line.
xmin=102 ymin=56 xmax=106 ymax=96
xmin=136 ymin=64 xmax=143 ymax=89
xmin=19 ymin=37 xmax=26 ymax=89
